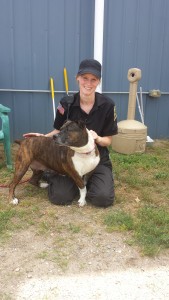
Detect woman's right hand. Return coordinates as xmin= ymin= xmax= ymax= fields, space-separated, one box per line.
xmin=23 ymin=133 xmax=45 ymax=138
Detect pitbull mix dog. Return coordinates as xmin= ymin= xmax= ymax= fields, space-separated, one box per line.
xmin=9 ymin=120 xmax=100 ymax=207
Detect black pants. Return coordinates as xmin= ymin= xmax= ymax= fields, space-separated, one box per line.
xmin=47 ymin=162 xmax=115 ymax=208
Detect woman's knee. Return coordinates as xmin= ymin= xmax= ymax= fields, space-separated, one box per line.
xmin=87 ymin=190 xmax=114 ymax=207
xmin=46 ymin=174 xmax=79 ymax=206
xmin=49 ymin=196 xmax=73 ymax=206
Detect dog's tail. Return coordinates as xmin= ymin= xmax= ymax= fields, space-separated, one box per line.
xmin=14 ymin=139 xmax=22 ymax=145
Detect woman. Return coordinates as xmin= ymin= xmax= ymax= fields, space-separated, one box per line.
xmin=24 ymin=59 xmax=118 ymax=207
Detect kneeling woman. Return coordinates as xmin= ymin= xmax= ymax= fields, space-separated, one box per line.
xmin=24 ymin=59 xmax=118 ymax=207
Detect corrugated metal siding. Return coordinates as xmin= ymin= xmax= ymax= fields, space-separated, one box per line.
xmin=103 ymin=0 xmax=169 ymax=139
xmin=0 ymin=0 xmax=95 ymax=140
xmin=0 ymin=0 xmax=169 ymax=140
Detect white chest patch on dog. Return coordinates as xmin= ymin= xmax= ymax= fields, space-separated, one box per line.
xmin=71 ymin=129 xmax=100 ymax=177
xmin=72 ymin=150 xmax=100 ymax=177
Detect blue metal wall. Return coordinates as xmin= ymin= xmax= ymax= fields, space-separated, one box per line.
xmin=103 ymin=0 xmax=169 ymax=139
xmin=0 ymin=0 xmax=95 ymax=139
xmin=0 ymin=0 xmax=169 ymax=140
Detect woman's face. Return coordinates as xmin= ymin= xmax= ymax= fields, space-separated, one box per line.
xmin=77 ymin=73 xmax=100 ymax=97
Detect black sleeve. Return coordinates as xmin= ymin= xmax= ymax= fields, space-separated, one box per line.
xmin=101 ymin=104 xmax=118 ymax=136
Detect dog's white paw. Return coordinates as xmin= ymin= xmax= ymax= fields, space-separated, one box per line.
xmin=39 ymin=182 xmax=49 ymax=188
xmin=78 ymin=187 xmax=87 ymax=207
xmin=11 ymin=198 xmax=19 ymax=205
xmin=78 ymin=198 xmax=86 ymax=207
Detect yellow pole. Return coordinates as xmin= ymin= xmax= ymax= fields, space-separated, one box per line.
xmin=64 ymin=67 xmax=69 ymax=95
xmin=50 ymin=77 xmax=56 ymax=119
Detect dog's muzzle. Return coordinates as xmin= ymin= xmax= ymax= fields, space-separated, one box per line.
xmin=53 ymin=133 xmax=66 ymax=145
xmin=53 ymin=134 xmax=58 ymax=140
xmin=53 ymin=134 xmax=60 ymax=144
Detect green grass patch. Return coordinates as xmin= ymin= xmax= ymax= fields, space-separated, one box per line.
xmin=134 ymin=206 xmax=169 ymax=256
xmin=0 ymin=140 xmax=169 ymax=257
xmin=0 ymin=204 xmax=45 ymax=240
xmin=154 ymin=172 xmax=169 ymax=180
xmin=104 ymin=210 xmax=134 ymax=231
xmin=68 ymin=222 xmax=81 ymax=233
xmin=0 ymin=209 xmax=16 ymax=235
xmin=0 ymin=168 xmax=14 ymax=184
xmin=38 ymin=221 xmax=51 ymax=234
xmin=104 ymin=205 xmax=169 ymax=256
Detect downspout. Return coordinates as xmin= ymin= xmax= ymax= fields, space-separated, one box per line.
xmin=94 ymin=0 xmax=104 ymax=92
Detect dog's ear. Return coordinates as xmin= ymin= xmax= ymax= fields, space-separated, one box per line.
xmin=14 ymin=139 xmax=22 ymax=145
xmin=76 ymin=120 xmax=85 ymax=129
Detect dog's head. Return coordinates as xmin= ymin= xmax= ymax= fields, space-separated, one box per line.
xmin=53 ymin=120 xmax=88 ymax=147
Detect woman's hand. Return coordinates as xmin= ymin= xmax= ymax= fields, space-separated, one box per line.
xmin=90 ymin=130 xmax=102 ymax=144
xmin=90 ymin=130 xmax=99 ymax=141
xmin=90 ymin=130 xmax=112 ymax=147
xmin=23 ymin=133 xmax=45 ymax=138
xmin=23 ymin=129 xmax=59 ymax=138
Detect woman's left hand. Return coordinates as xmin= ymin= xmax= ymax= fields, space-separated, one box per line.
xmin=90 ymin=130 xmax=101 ymax=144
xmin=90 ymin=130 xmax=98 ymax=140
xmin=90 ymin=130 xmax=112 ymax=147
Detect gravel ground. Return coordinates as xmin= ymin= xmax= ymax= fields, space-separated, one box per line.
xmin=16 ymin=267 xmax=169 ymax=299
xmin=0 ymin=203 xmax=169 ymax=300
xmin=1 ymin=227 xmax=168 ymax=300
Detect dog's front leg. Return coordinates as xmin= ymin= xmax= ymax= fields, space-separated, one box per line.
xmin=78 ymin=186 xmax=87 ymax=207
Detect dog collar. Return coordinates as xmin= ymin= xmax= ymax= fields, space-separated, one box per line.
xmin=81 ymin=145 xmax=96 ymax=155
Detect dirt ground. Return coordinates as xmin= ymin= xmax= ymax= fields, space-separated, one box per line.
xmin=0 ymin=194 xmax=169 ymax=300
xmin=0 ymin=144 xmax=169 ymax=299
xmin=0 ymin=213 xmax=169 ymax=299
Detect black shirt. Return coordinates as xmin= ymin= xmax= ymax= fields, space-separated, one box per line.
xmin=54 ymin=92 xmax=118 ymax=162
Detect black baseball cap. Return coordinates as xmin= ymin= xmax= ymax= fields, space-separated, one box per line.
xmin=77 ymin=59 xmax=101 ymax=79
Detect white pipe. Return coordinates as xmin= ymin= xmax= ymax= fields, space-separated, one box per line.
xmin=94 ymin=0 xmax=104 ymax=93
xmin=139 ymin=87 xmax=144 ymax=123
xmin=136 ymin=94 xmax=144 ymax=124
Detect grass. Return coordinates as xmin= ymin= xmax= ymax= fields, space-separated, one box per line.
xmin=103 ymin=205 xmax=169 ymax=256
xmin=68 ymin=222 xmax=81 ymax=233
xmin=0 ymin=140 xmax=169 ymax=258
xmin=104 ymin=210 xmax=134 ymax=231
xmin=0 ymin=209 xmax=16 ymax=235
xmin=105 ymin=140 xmax=169 ymax=255
xmin=135 ymin=205 xmax=169 ymax=255
xmin=110 ymin=142 xmax=169 ymax=207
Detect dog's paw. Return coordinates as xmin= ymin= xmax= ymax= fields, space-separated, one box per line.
xmin=78 ymin=199 xmax=86 ymax=207
xmin=11 ymin=198 xmax=19 ymax=205
xmin=39 ymin=182 xmax=49 ymax=188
